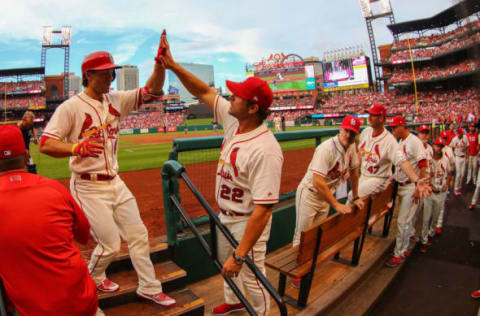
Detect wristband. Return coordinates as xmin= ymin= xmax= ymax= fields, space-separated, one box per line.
xmin=232 ymin=251 xmax=246 ymax=265
xmin=71 ymin=143 xmax=79 ymax=155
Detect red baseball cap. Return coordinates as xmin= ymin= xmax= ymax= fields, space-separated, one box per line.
xmin=81 ymin=51 xmax=121 ymax=75
xmin=440 ymin=131 xmax=447 ymax=138
xmin=457 ymin=127 xmax=464 ymax=134
xmin=434 ymin=137 xmax=445 ymax=146
xmin=341 ymin=115 xmax=361 ymax=134
xmin=419 ymin=125 xmax=430 ymax=132
xmin=367 ymin=103 xmax=387 ymax=116
xmin=226 ymin=77 xmax=273 ymax=110
xmin=0 ymin=125 xmax=26 ymax=159
xmin=389 ymin=115 xmax=406 ymax=127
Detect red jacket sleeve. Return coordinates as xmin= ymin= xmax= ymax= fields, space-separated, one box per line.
xmin=69 ymin=195 xmax=91 ymax=245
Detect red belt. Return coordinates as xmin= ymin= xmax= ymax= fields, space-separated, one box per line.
xmin=432 ymin=189 xmax=441 ymax=194
xmin=220 ymin=208 xmax=248 ymax=216
xmin=457 ymin=155 xmax=465 ymax=158
xmin=399 ymin=180 xmax=412 ymax=186
xmin=80 ymin=174 xmax=116 ymax=181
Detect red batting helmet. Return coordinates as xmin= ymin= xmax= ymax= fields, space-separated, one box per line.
xmin=81 ymin=51 xmax=121 ymax=75
xmin=434 ymin=137 xmax=445 ymax=146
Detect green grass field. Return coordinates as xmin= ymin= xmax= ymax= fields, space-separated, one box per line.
xmin=32 ymin=125 xmax=335 ymax=179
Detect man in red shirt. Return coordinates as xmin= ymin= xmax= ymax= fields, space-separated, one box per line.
xmin=446 ymin=124 xmax=456 ymax=146
xmin=466 ymin=123 xmax=478 ymax=185
xmin=0 ymin=125 xmax=101 ymax=316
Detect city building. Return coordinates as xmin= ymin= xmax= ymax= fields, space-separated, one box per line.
xmin=168 ymin=63 xmax=214 ymax=103
xmin=117 ymin=65 xmax=139 ymax=91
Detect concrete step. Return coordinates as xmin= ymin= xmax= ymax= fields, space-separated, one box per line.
xmin=103 ymin=288 xmax=205 ymax=316
xmin=98 ymin=261 xmax=187 ymax=309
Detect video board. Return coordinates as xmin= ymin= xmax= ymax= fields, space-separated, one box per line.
xmin=322 ymin=56 xmax=370 ymax=91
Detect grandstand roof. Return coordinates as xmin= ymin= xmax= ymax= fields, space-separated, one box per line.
xmin=0 ymin=67 xmax=45 ymax=77
xmin=387 ymin=0 xmax=480 ymax=35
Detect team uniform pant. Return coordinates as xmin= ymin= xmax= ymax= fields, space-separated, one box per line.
xmin=409 ymin=199 xmax=423 ymax=239
xmin=70 ymin=175 xmax=162 ymax=295
xmin=421 ymin=191 xmax=446 ymax=244
xmin=274 ymin=124 xmax=281 ymax=132
xmin=454 ymin=156 xmax=466 ymax=191
xmin=394 ymin=183 xmax=418 ymax=258
xmin=471 ymin=167 xmax=480 ymax=205
xmin=293 ymin=186 xmax=331 ymax=247
xmin=217 ymin=214 xmax=271 ymax=316
xmin=467 ymin=156 xmax=478 ymax=184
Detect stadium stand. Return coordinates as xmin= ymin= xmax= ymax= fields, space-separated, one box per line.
xmin=120 ymin=111 xmax=187 ymax=129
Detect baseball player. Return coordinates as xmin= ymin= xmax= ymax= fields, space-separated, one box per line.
xmin=466 ymin=123 xmax=478 ymax=185
xmin=17 ymin=110 xmax=39 ymax=174
xmin=450 ymin=127 xmax=469 ymax=195
xmin=436 ymin=131 xmax=455 ymax=234
xmin=273 ymin=114 xmax=282 ymax=132
xmin=385 ymin=116 xmax=427 ymax=268
xmin=293 ymin=115 xmax=363 ymax=247
xmin=469 ymin=143 xmax=480 ymax=210
xmin=40 ymin=36 xmax=176 ymax=307
xmin=419 ymin=137 xmax=451 ymax=253
xmin=350 ymin=104 xmax=430 ymax=203
xmin=157 ymin=37 xmax=283 ymax=316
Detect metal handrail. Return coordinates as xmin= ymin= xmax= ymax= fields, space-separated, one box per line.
xmin=162 ymin=160 xmax=288 ymax=316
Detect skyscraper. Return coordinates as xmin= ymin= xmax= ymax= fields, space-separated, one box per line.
xmin=68 ymin=73 xmax=82 ymax=96
xmin=117 ymin=65 xmax=139 ymax=91
xmin=168 ymin=63 xmax=214 ymax=103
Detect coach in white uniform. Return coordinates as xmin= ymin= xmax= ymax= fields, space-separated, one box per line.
xmin=450 ymin=127 xmax=469 ymax=195
xmin=436 ymin=131 xmax=455 ymax=234
xmin=158 ymin=38 xmax=283 ymax=316
xmin=40 ymin=46 xmax=176 ymax=306
xmin=293 ymin=115 xmax=364 ymax=247
xmin=420 ymin=137 xmax=451 ymax=253
xmin=385 ymin=116 xmax=427 ymax=267
xmin=466 ymin=123 xmax=478 ymax=185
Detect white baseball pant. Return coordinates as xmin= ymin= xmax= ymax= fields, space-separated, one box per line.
xmin=217 ymin=214 xmax=272 ymax=316
xmin=467 ymin=156 xmax=478 ymax=184
xmin=471 ymin=167 xmax=480 ymax=205
xmin=293 ymin=186 xmax=331 ymax=247
xmin=436 ymin=194 xmax=446 ymax=229
xmin=421 ymin=191 xmax=446 ymax=244
xmin=70 ymin=175 xmax=163 ymax=295
xmin=394 ymin=183 xmax=418 ymax=258
xmin=409 ymin=199 xmax=423 ymax=239
xmin=454 ymin=156 xmax=466 ymax=191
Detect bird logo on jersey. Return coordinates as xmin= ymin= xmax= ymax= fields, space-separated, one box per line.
xmin=327 ymin=162 xmax=342 ymax=180
xmin=230 ymin=147 xmax=240 ymax=177
xmin=108 ymin=104 xmax=121 ymax=117
xmin=78 ymin=113 xmax=93 ymax=139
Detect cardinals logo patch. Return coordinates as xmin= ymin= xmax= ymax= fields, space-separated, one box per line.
xmin=229 ymin=147 xmax=240 ymax=177
xmin=108 ymin=103 xmax=121 ymax=117
xmin=78 ymin=113 xmax=93 ymax=139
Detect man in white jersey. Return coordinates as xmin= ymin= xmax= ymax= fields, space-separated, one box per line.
xmin=293 ymin=115 xmax=364 ymax=247
xmin=350 ymin=104 xmax=429 ymax=203
xmin=420 ymin=137 xmax=451 ymax=253
xmin=273 ymin=114 xmax=282 ymax=132
xmin=466 ymin=123 xmax=478 ymax=185
xmin=436 ymin=131 xmax=455 ymax=234
xmin=40 ymin=43 xmax=176 ymax=306
xmin=469 ymin=141 xmax=480 ymax=210
xmin=450 ymin=127 xmax=469 ymax=195
xmin=158 ymin=38 xmax=283 ymax=316
xmin=385 ymin=116 xmax=427 ymax=268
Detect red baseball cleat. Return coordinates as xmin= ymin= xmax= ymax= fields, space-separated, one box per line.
xmin=472 ymin=290 xmax=480 ymax=299
xmin=385 ymin=256 xmax=404 ymax=268
xmin=96 ymin=278 xmax=119 ymax=293
xmin=213 ymin=303 xmax=245 ymax=315
xmin=455 ymin=190 xmax=461 ymax=196
xmin=404 ymin=250 xmax=410 ymax=257
xmin=436 ymin=227 xmax=442 ymax=235
xmin=469 ymin=204 xmax=475 ymax=210
xmin=136 ymin=290 xmax=176 ymax=307
xmin=419 ymin=245 xmax=427 ymax=253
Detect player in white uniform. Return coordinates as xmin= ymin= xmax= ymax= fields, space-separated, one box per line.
xmin=450 ymin=127 xmax=469 ymax=195
xmin=293 ymin=115 xmax=363 ymax=247
xmin=385 ymin=116 xmax=427 ymax=268
xmin=40 ymin=45 xmax=176 ymax=306
xmin=436 ymin=131 xmax=455 ymax=234
xmin=420 ymin=137 xmax=451 ymax=253
xmin=158 ymin=38 xmax=283 ymax=316
xmin=466 ymin=123 xmax=478 ymax=185
xmin=469 ymin=142 xmax=480 ymax=210
xmin=273 ymin=115 xmax=282 ymax=132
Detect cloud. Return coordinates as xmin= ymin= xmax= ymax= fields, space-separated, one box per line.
xmin=218 ymin=57 xmax=230 ymax=63
xmin=5 ymin=59 xmax=36 ymax=67
xmin=113 ymin=34 xmax=148 ymax=64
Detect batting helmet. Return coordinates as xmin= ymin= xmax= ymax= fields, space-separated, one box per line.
xmin=81 ymin=51 xmax=121 ymax=75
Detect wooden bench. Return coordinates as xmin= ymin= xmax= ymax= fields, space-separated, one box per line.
xmin=367 ymin=182 xmax=397 ymax=237
xmin=265 ymin=183 xmax=397 ymax=309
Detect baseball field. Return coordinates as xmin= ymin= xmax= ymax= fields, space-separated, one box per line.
xmin=30 ymin=124 xmax=333 ymax=251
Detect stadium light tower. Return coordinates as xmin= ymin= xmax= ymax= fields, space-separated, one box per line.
xmin=359 ymin=0 xmax=398 ymax=91
xmin=41 ymin=26 xmax=71 ymax=99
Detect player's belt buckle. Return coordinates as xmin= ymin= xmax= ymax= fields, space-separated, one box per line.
xmin=399 ymin=180 xmax=412 ymax=186
xmin=432 ymin=189 xmax=441 ymax=194
xmin=219 ymin=208 xmax=247 ymax=216
xmin=80 ymin=173 xmax=115 ymax=181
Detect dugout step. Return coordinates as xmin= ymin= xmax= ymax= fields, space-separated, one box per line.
xmin=98 ymin=261 xmax=188 ymax=309
xmin=102 ymin=288 xmax=205 ymax=316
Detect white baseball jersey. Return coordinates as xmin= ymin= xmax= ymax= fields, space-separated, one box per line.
xmin=428 ymin=155 xmax=450 ymax=192
xmin=442 ymin=145 xmax=455 ymax=171
xmin=450 ymin=135 xmax=469 ymax=157
xmin=423 ymin=143 xmax=433 ymax=161
xmin=213 ymin=95 xmax=283 ymax=215
xmin=396 ymin=133 xmax=427 ymax=184
xmin=299 ymin=135 xmax=359 ymax=192
xmin=273 ymin=116 xmax=281 ymax=127
xmin=358 ymin=127 xmax=406 ymax=178
xmin=43 ymin=90 xmax=149 ymax=176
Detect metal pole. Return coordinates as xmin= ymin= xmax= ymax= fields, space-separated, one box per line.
xmin=406 ymin=34 xmax=419 ymax=116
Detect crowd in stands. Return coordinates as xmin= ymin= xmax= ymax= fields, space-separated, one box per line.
xmin=267 ymin=110 xmax=313 ymax=122
xmin=389 ymin=58 xmax=480 ymax=83
xmin=385 ymin=19 xmax=480 ymax=63
xmin=1 ymin=81 xmax=44 ymax=93
xmin=0 ymin=96 xmax=45 ymax=109
xmin=271 ymin=97 xmax=314 ymax=109
xmin=321 ymin=88 xmax=479 ymax=124
xmin=119 ymin=111 xmax=187 ymax=129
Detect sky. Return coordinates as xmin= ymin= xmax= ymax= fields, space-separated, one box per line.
xmin=0 ymin=0 xmax=459 ymax=89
